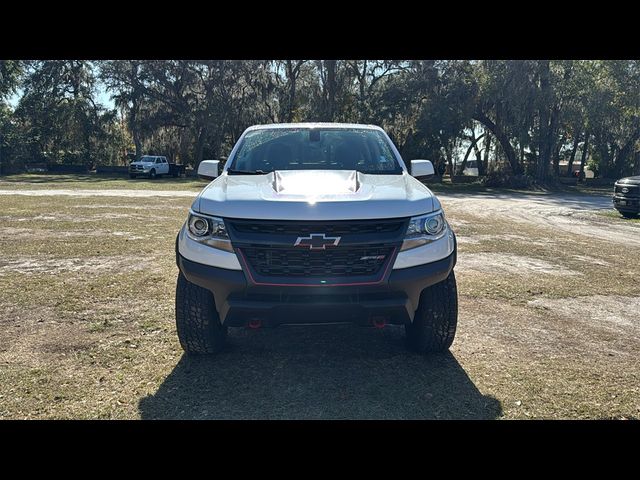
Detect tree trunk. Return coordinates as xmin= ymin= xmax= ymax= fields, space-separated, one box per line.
xmin=598 ymin=142 xmax=612 ymax=179
xmin=566 ymin=131 xmax=580 ymax=177
xmin=444 ymin=142 xmax=455 ymax=183
xmin=578 ymin=133 xmax=590 ymax=182
xmin=480 ymin=132 xmax=491 ymax=175
xmin=552 ymin=132 xmax=565 ymax=178
xmin=133 ymin=131 xmax=142 ymax=161
xmin=537 ymin=60 xmax=552 ymax=183
xmin=614 ymin=127 xmax=640 ymax=178
xmin=458 ymin=132 xmax=485 ymax=175
xmin=473 ymin=110 xmax=522 ymax=175
xmin=325 ymin=60 xmax=337 ymax=121
xmin=194 ymin=128 xmax=207 ymax=170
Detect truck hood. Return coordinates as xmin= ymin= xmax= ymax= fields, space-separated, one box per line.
xmin=194 ymin=170 xmax=438 ymax=220
xmin=130 ymin=162 xmax=155 ymax=166
xmin=617 ymin=175 xmax=640 ymax=185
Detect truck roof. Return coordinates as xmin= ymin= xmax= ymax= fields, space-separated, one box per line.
xmin=246 ymin=122 xmax=384 ymax=131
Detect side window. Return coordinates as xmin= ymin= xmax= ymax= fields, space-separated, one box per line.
xmin=156 ymin=158 xmax=161 ymax=164
xmin=163 ymin=158 xmax=168 ymax=164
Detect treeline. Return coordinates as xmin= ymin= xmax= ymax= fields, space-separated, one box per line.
xmin=1 ymin=60 xmax=640 ymax=182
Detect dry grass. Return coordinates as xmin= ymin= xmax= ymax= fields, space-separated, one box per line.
xmin=0 ymin=173 xmax=206 ymax=191
xmin=0 ymin=178 xmax=638 ymax=419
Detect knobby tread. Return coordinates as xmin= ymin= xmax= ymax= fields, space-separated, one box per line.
xmin=405 ymin=270 xmax=458 ymax=354
xmin=175 ymin=272 xmax=227 ymax=354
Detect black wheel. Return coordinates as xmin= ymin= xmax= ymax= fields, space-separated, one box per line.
xmin=405 ymin=271 xmax=458 ymax=354
xmin=620 ymin=211 xmax=638 ymax=219
xmin=175 ymin=272 xmax=227 ymax=354
xmin=129 ymin=174 xmax=136 ymax=179
xmin=149 ymin=169 xmax=157 ymax=179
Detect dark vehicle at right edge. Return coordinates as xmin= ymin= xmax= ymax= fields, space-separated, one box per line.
xmin=613 ymin=175 xmax=640 ymax=218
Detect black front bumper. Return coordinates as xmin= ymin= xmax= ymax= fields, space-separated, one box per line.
xmin=613 ymin=195 xmax=640 ymax=213
xmin=176 ymin=248 xmax=456 ymax=327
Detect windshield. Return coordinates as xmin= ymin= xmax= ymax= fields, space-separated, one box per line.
xmin=229 ymin=128 xmax=403 ymax=174
xmin=139 ymin=156 xmax=155 ymax=163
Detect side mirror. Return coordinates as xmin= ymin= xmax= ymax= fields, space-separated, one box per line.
xmin=198 ymin=160 xmax=220 ymax=180
xmin=410 ymin=159 xmax=435 ymax=178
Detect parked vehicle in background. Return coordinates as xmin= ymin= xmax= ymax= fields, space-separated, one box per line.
xmin=558 ymin=161 xmax=595 ymax=179
xmin=462 ymin=160 xmax=479 ymax=176
xmin=613 ymin=175 xmax=640 ymax=218
xmin=129 ymin=155 xmax=185 ymax=179
xmin=175 ymin=123 xmax=458 ymax=356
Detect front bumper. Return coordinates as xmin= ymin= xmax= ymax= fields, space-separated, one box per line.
xmin=613 ymin=195 xmax=640 ymax=213
xmin=176 ymin=246 xmax=456 ymax=327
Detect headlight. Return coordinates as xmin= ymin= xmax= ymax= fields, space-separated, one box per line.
xmin=401 ymin=210 xmax=448 ymax=251
xmin=186 ymin=211 xmax=233 ymax=252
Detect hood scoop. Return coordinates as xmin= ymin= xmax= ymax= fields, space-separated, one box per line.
xmin=272 ymin=170 xmax=360 ymax=196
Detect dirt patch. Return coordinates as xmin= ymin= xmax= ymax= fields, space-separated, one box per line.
xmin=0 ymin=227 xmax=146 ymax=241
xmin=0 ymin=256 xmax=156 ymax=275
xmin=457 ymin=252 xmax=581 ymax=276
xmin=456 ymin=236 xmax=480 ymax=245
xmin=76 ymin=204 xmax=186 ymax=210
xmin=32 ymin=212 xmax=140 ymax=222
xmin=440 ymin=192 xmax=640 ymax=247
xmin=529 ymin=295 xmax=640 ymax=332
xmin=457 ymin=233 xmax=553 ymax=247
xmin=570 ymin=255 xmax=611 ymax=267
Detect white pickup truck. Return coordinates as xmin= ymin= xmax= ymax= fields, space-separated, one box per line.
xmin=129 ymin=155 xmax=185 ymax=179
xmin=175 ymin=123 xmax=457 ymax=355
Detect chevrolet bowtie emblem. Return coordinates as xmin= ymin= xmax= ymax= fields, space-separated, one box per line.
xmin=294 ymin=233 xmax=341 ymax=250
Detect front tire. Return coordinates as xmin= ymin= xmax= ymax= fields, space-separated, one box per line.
xmin=149 ymin=169 xmax=157 ymax=179
xmin=175 ymin=272 xmax=227 ymax=354
xmin=405 ymin=271 xmax=458 ymax=354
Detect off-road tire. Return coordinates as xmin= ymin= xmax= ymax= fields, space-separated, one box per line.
xmin=149 ymin=169 xmax=157 ymax=179
xmin=405 ymin=271 xmax=458 ymax=354
xmin=620 ymin=210 xmax=638 ymax=219
xmin=175 ymin=272 xmax=227 ymax=354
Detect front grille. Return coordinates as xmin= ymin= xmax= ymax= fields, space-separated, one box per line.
xmin=615 ymin=184 xmax=640 ymax=196
xmin=239 ymin=245 xmax=394 ymax=278
xmin=227 ymin=217 xmax=406 ymax=285
xmin=231 ymin=220 xmax=404 ymax=236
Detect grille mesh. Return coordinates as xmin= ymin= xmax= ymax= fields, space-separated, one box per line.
xmin=240 ymin=245 xmax=394 ymax=278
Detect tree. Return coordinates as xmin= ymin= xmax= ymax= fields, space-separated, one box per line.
xmin=100 ymin=60 xmax=149 ymax=160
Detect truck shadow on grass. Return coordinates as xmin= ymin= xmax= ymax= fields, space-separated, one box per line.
xmin=138 ymin=325 xmax=501 ymax=419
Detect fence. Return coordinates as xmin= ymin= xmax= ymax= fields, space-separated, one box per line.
xmin=95 ymin=165 xmax=129 ymax=174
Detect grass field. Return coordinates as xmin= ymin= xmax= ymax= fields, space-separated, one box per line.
xmin=0 ymin=174 xmax=638 ymax=419
xmin=0 ymin=173 xmax=207 ymax=191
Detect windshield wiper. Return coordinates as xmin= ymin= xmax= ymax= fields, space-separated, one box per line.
xmin=227 ymin=168 xmax=272 ymax=175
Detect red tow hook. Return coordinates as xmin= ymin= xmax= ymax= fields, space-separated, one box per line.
xmin=248 ymin=318 xmax=262 ymax=329
xmin=372 ymin=317 xmax=387 ymax=329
